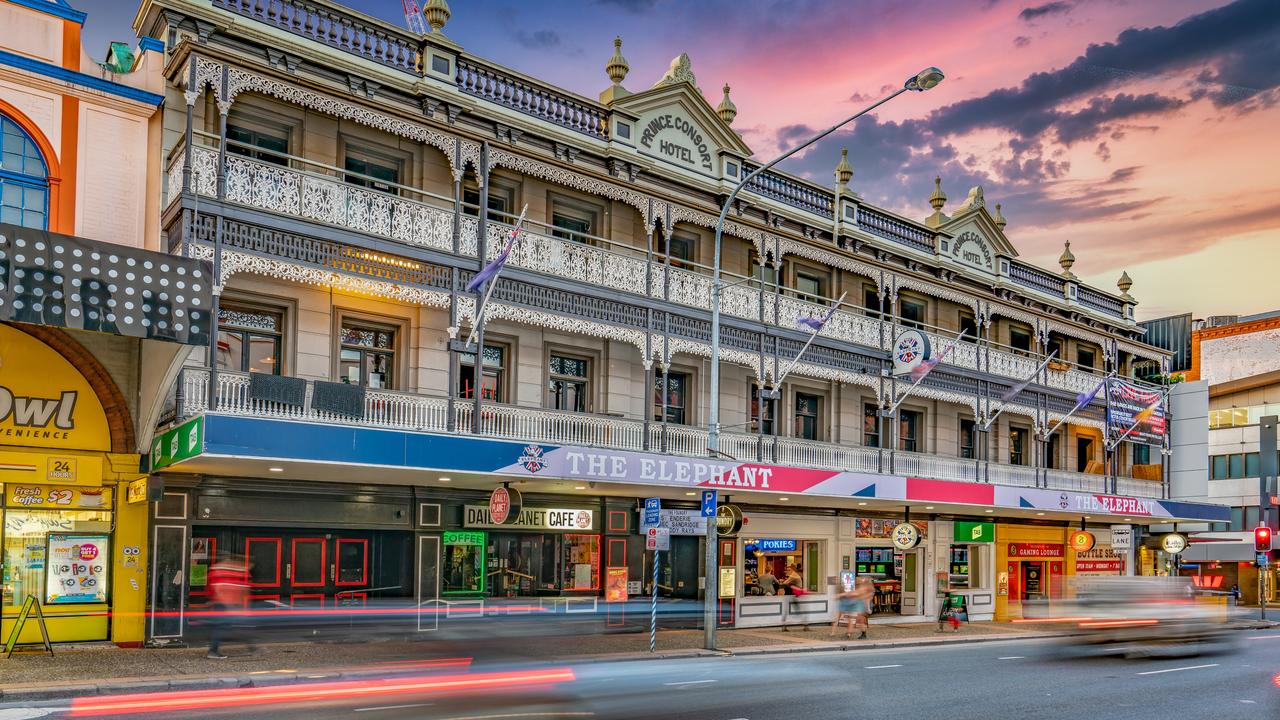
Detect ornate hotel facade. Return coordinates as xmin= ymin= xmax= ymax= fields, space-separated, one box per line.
xmin=128 ymin=0 xmax=1224 ymax=636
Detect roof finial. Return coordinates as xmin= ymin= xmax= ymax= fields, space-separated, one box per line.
xmin=993 ymin=202 xmax=1007 ymax=231
xmin=929 ymin=176 xmax=947 ymax=211
xmin=606 ymin=36 xmax=629 ymax=85
xmin=424 ymin=0 xmax=451 ymax=33
xmin=1059 ymin=240 xmax=1077 ymax=280
xmin=834 ymin=147 xmax=853 ymax=189
xmin=716 ymin=83 xmax=737 ymax=125
xmin=655 ymin=53 xmax=698 ymax=90
xmin=1117 ymin=270 xmax=1133 ymax=300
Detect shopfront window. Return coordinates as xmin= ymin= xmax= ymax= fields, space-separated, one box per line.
xmin=949 ymin=545 xmax=972 ymax=589
xmin=2 ymin=490 xmax=113 ymax=607
xmin=743 ymin=538 xmax=819 ymax=595
xmin=442 ymin=531 xmax=485 ymax=594
xmin=561 ymin=534 xmax=600 ymax=591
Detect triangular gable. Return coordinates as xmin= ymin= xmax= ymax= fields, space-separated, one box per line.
xmin=939 ymin=206 xmax=1019 ymax=274
xmin=613 ymin=82 xmax=752 ymax=175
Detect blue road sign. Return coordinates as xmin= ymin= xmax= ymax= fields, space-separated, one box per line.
xmin=701 ymin=490 xmax=718 ymax=517
xmin=643 ymin=497 xmax=661 ymax=528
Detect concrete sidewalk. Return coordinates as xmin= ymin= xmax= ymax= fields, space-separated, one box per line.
xmin=0 ymin=619 xmax=1271 ymax=703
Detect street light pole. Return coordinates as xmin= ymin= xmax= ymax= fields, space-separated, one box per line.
xmin=702 ymin=67 xmax=945 ymax=651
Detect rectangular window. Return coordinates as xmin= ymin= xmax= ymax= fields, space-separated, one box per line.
xmin=1211 ymin=454 xmax=1228 ymax=480
xmin=654 ymin=371 xmax=688 ymax=425
xmin=898 ymin=409 xmax=921 ymax=452
xmin=949 ymin=545 xmax=971 ymax=590
xmin=1010 ymin=326 xmax=1032 ymax=353
xmin=794 ymin=270 xmax=825 ymax=299
xmin=462 ymin=183 xmax=513 ymax=217
xmin=217 ymin=304 xmax=283 ymax=374
xmin=864 ymin=403 xmax=880 ymax=448
xmin=750 ymin=385 xmax=775 ymax=435
xmin=1245 ymin=506 xmax=1261 ymax=529
xmin=1134 ymin=443 xmax=1152 ymax=466
xmin=1077 ymin=437 xmax=1094 ymax=473
xmin=1229 ymin=453 xmax=1244 ymax=479
xmin=561 ymin=534 xmax=601 ymax=591
xmin=1230 ymin=506 xmax=1244 ymax=531
xmin=899 ymin=298 xmax=926 ymax=329
xmin=338 ymin=321 xmax=395 ymax=389
xmin=959 ymin=313 xmax=978 ymax=343
xmin=459 ymin=344 xmax=506 ymax=403
xmin=1010 ymin=427 xmax=1028 ymax=466
xmin=551 ymin=199 xmax=598 ymax=243
xmin=657 ymin=233 xmax=697 ymax=269
xmin=960 ymin=419 xmax=976 ymax=459
xmin=548 ymin=354 xmax=590 ymax=413
xmin=1077 ymin=347 xmax=1096 ymax=369
xmin=226 ymin=123 xmax=289 ymax=165
xmin=1046 ymin=432 xmax=1061 ymax=469
xmin=1046 ymin=336 xmax=1063 ymax=362
xmin=1246 ymin=452 xmax=1261 ymax=478
xmin=442 ymin=532 xmax=485 ymax=594
xmin=794 ymin=392 xmax=821 ymax=441
xmin=344 ymin=147 xmax=401 ymax=193
xmin=864 ymin=288 xmax=882 ymax=318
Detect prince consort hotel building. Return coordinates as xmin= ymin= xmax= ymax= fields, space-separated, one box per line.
xmin=109 ymin=0 xmax=1229 ymax=641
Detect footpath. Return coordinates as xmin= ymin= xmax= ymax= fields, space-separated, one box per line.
xmin=0 ymin=619 xmax=1273 ymax=703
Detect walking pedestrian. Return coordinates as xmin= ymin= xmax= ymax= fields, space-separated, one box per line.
xmin=852 ymin=576 xmax=874 ymax=640
xmin=1230 ymin=583 xmax=1241 ymax=606
xmin=207 ymin=555 xmax=249 ymax=659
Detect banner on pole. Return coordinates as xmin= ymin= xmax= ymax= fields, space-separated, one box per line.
xmin=1107 ymin=379 xmax=1166 ymax=446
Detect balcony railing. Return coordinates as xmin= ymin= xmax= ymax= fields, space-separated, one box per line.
xmin=456 ymin=59 xmax=609 ymax=140
xmin=211 ymin=0 xmax=421 ymax=74
xmin=178 ymin=369 xmax=1160 ymax=498
xmin=856 ymin=206 xmax=935 ymax=253
xmin=742 ymin=164 xmax=834 ymax=218
xmin=169 ymin=141 xmax=1107 ymax=397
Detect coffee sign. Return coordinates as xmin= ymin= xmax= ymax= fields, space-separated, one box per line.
xmin=465 ymin=505 xmax=595 ymax=531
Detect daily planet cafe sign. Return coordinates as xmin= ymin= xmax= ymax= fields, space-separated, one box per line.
xmin=491 ymin=443 xmax=1223 ymax=521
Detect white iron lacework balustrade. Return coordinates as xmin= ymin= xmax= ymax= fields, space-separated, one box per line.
xmin=346 ymin=185 xmax=394 ymax=237
xmin=166 ymin=153 xmax=185 ymax=206
xmin=720 ymin=283 xmax=762 ymax=320
xmin=1046 ymin=367 xmax=1102 ymax=395
xmin=191 ymin=146 xmax=217 ymax=197
xmin=924 ymin=329 xmax=979 ymax=370
xmin=299 ymin=175 xmax=346 ymax=226
xmin=666 ymin=267 xmax=714 ymax=310
xmin=224 ymin=155 xmax=301 ymax=214
xmin=988 ymin=347 xmax=1040 ymax=379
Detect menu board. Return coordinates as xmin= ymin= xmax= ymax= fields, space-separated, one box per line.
xmin=45 ymin=533 xmax=109 ymax=604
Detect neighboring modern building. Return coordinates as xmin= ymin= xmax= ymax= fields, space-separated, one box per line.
xmin=129 ymin=0 xmax=1225 ymax=638
xmin=0 ymin=0 xmax=210 ymax=645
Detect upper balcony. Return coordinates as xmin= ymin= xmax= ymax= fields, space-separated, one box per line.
xmin=176 ymin=367 xmax=1160 ymax=499
xmin=165 ymin=136 xmax=1120 ymax=399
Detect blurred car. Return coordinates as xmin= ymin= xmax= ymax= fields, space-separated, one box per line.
xmin=1036 ymin=576 xmax=1239 ymax=659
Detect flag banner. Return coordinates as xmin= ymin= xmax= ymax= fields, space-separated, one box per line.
xmin=1107 ymin=379 xmax=1165 ymax=446
xmin=1074 ymin=378 xmax=1106 ymax=412
xmin=908 ymin=331 xmax=965 ymax=383
xmin=797 ymin=299 xmax=840 ymax=332
xmin=465 ymin=207 xmax=528 ymax=294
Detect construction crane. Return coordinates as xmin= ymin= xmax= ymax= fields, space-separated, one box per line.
xmin=402 ymin=0 xmax=426 ymax=34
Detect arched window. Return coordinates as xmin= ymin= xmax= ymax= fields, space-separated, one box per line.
xmin=0 ymin=114 xmax=49 ymax=229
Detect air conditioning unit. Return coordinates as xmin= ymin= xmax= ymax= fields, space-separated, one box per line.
xmin=1203 ymin=315 xmax=1239 ymax=328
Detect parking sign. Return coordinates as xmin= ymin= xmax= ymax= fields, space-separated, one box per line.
xmin=701 ymin=490 xmax=717 ymax=517
xmin=643 ymin=497 xmax=661 ymax=528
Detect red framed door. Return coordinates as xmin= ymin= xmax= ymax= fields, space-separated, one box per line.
xmin=245 ymin=537 xmax=283 ymax=588
xmin=289 ymin=537 xmax=327 ymax=607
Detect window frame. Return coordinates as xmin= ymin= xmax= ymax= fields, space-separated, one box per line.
xmin=342 ymin=141 xmax=405 ymax=194
xmin=1009 ymin=324 xmax=1033 ymax=354
xmin=898 ymin=296 xmax=927 ymax=330
xmin=462 ymin=175 xmax=519 ymax=218
xmin=960 ymin=418 xmax=977 ymax=460
xmin=793 ymin=391 xmax=822 ymax=441
xmin=0 ymin=114 xmax=51 ymax=230
xmin=863 ymin=402 xmax=881 ymax=448
xmin=337 ymin=318 xmax=398 ymax=389
xmin=549 ymin=193 xmax=604 ymax=243
xmin=654 ymin=369 xmax=692 ymax=425
xmin=1077 ymin=346 xmax=1097 ymax=370
xmin=1009 ymin=426 xmax=1029 ymax=466
xmin=547 ymin=352 xmax=592 ymax=414
xmin=898 ymin=408 xmax=923 ymax=453
xmin=459 ymin=341 xmax=511 ymax=404
xmin=750 ymin=385 xmax=776 ymax=435
xmin=216 ymin=301 xmax=285 ymax=375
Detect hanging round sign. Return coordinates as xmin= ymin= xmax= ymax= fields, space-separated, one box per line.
xmin=1160 ymin=532 xmax=1187 ymax=555
xmin=892 ymin=330 xmax=932 ymax=376
xmin=891 ymin=522 xmax=921 ymax=550
xmin=1069 ymin=530 xmax=1096 ymax=553
xmin=716 ymin=504 xmax=743 ymax=537
xmin=489 ymin=486 xmax=523 ymax=525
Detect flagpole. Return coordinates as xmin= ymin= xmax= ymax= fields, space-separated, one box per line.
xmin=464 ymin=204 xmax=528 ymax=348
xmin=887 ymin=330 xmax=967 ymax=415
xmin=769 ymin=292 xmax=847 ymax=393
xmin=979 ymin=350 xmax=1058 ymax=431
xmin=1043 ymin=371 xmax=1115 ymax=439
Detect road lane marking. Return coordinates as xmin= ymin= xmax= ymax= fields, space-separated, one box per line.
xmin=354 ymin=703 xmax=434 ymax=713
xmin=1246 ymin=635 xmax=1280 ymax=640
xmin=997 ymin=656 xmax=1025 ymax=660
xmin=1136 ymin=663 xmax=1219 ymax=675
xmin=663 ymin=679 xmax=718 ymax=686
xmin=863 ymin=664 xmax=903 ymax=669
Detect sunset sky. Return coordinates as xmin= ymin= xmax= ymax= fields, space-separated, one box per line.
xmin=77 ymin=0 xmax=1280 ymax=320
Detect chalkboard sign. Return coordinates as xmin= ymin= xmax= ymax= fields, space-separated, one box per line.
xmin=4 ymin=595 xmax=53 ymax=657
xmin=937 ymin=592 xmax=968 ymax=631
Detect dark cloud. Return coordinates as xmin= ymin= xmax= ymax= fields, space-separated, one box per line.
xmin=1052 ymin=93 xmax=1187 ymax=144
xmin=513 ymin=29 xmax=562 ymax=50
xmin=593 ymin=0 xmax=659 ymax=11
xmin=1105 ymin=166 xmax=1141 ymax=184
xmin=1094 ymin=142 xmax=1111 ymax=162
xmin=1019 ymin=1 xmax=1075 ymax=22
xmin=1014 ymin=35 xmax=1032 ymax=48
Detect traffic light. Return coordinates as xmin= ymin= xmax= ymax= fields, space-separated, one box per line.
xmin=1255 ymin=526 xmax=1273 ymax=552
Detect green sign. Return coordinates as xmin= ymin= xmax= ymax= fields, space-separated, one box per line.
xmin=444 ymin=530 xmax=485 ymax=546
xmin=150 ymin=416 xmax=203 ymax=471
xmin=954 ymin=521 xmax=995 ymax=543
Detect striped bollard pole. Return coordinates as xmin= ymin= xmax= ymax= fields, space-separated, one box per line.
xmin=650 ymin=550 xmax=659 ymax=653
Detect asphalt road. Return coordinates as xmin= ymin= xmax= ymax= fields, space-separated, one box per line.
xmin=10 ymin=629 xmax=1280 ymax=720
